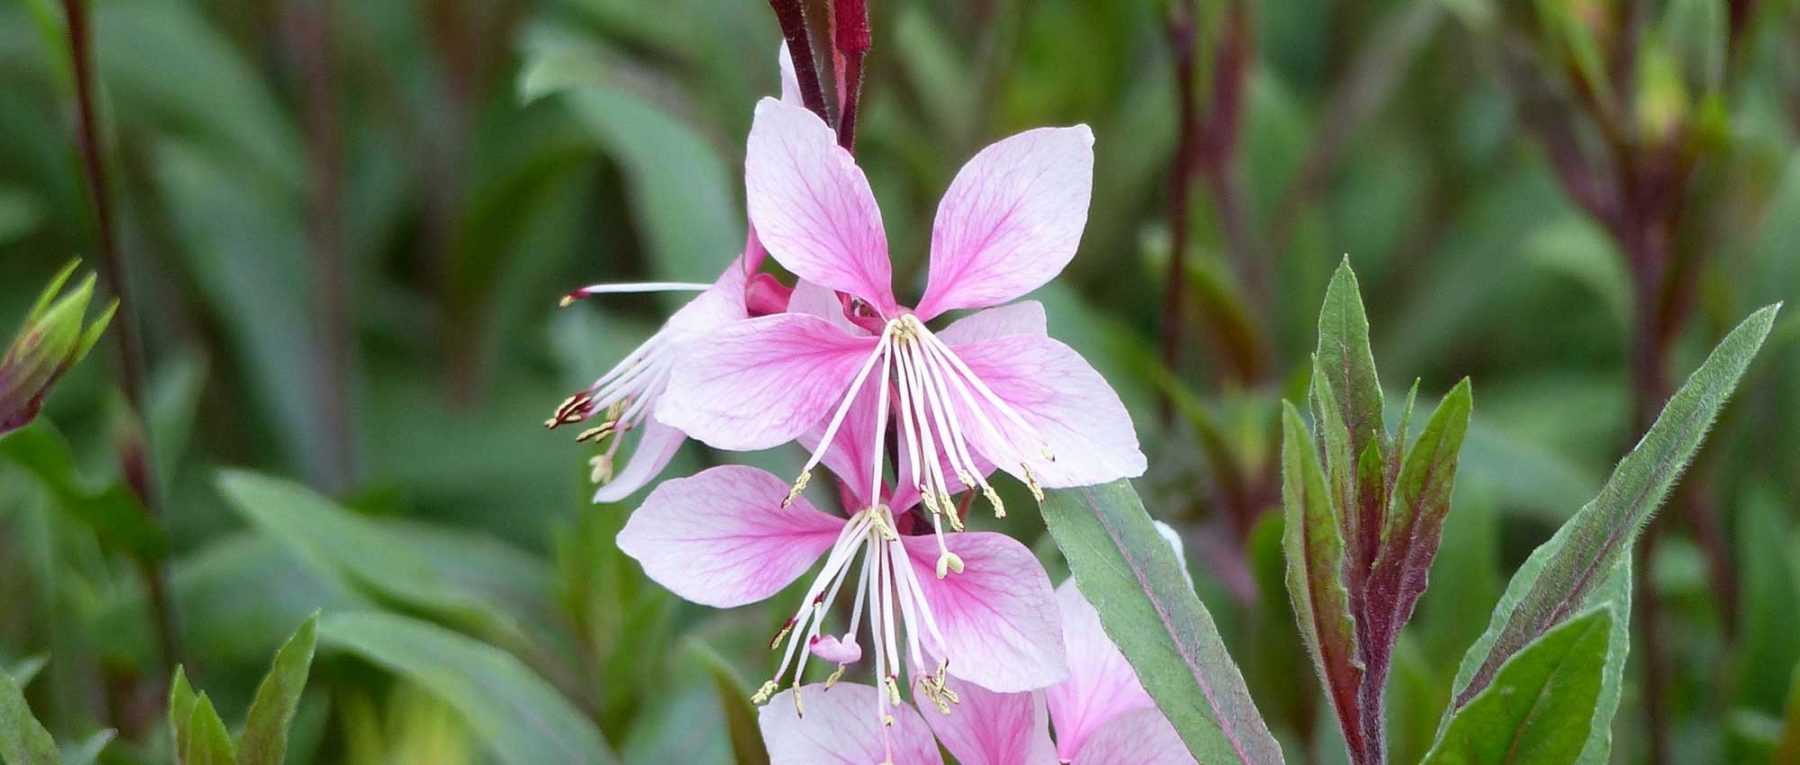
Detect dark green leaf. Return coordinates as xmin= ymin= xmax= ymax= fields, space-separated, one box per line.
xmin=1447 ymin=305 xmax=1778 ymax=709
xmin=238 ymin=613 xmax=319 ymax=765
xmin=319 ymin=611 xmax=617 ymax=765
xmin=1041 ymin=480 xmax=1283 ymax=763
xmin=1314 ymin=259 xmax=1385 ymax=467
xmin=1736 ymin=490 xmax=1800 ymax=714
xmin=1425 ymin=608 xmax=1614 ymax=764
xmin=0 ymin=662 xmax=58 ymax=765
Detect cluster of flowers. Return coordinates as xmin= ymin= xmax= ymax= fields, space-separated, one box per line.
xmin=551 ymin=47 xmax=1170 ymax=763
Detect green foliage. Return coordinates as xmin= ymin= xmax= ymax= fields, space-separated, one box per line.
xmin=1041 ymin=480 xmax=1283 ymax=763
xmin=239 ymin=613 xmax=319 ymax=765
xmin=0 ymin=664 xmax=59 ymax=765
xmin=1425 ymin=608 xmax=1615 ymax=765
xmin=319 ymin=611 xmax=617 ymax=765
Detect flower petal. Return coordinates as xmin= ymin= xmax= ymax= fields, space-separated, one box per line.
xmin=914 ymin=126 xmax=1095 ymax=320
xmin=777 ymin=43 xmax=801 ymax=105
xmin=745 ymin=98 xmax=897 ymax=313
xmin=916 ymin=681 xmax=1056 ymax=765
xmin=1068 ymin=709 xmax=1195 ymax=765
xmin=1044 ymin=580 xmax=1156 ymax=761
xmin=659 ymin=313 xmax=879 ymax=451
xmin=941 ymin=332 xmax=1145 ymax=488
xmin=900 ymin=532 xmax=1066 ymax=692
xmin=616 ymin=465 xmax=844 ymax=608
xmin=591 ymin=419 xmax=686 ymax=503
xmin=797 ymin=367 xmax=885 ymax=510
xmin=935 ymin=301 xmax=1048 ymax=345
xmin=760 ymin=683 xmax=943 ymax=765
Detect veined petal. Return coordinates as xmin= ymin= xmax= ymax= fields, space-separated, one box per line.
xmin=659 ymin=313 xmax=879 ymax=451
xmin=935 ymin=301 xmax=1049 ymax=345
xmin=917 ymin=681 xmax=1056 ymax=765
xmin=617 ymin=465 xmax=844 ymax=608
xmin=1044 ymin=580 xmax=1156 ymax=761
xmin=797 ymin=361 xmax=884 ymax=508
xmin=591 ymin=419 xmax=686 ymax=503
xmin=777 ymin=43 xmax=801 ymax=105
xmin=760 ymin=683 xmax=943 ymax=765
xmin=914 ymin=126 xmax=1094 ymax=321
xmin=900 ymin=532 xmax=1066 ymax=692
xmin=1068 ymin=709 xmax=1195 ymax=765
xmin=942 ymin=333 xmax=1144 ymax=488
xmin=745 ymin=98 xmax=897 ymax=314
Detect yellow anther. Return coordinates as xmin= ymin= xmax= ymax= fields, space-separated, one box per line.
xmin=792 ymin=684 xmax=805 ymax=717
xmin=782 ymin=471 xmax=811 ymax=509
xmin=882 ymin=715 xmax=895 ymax=729
xmin=769 ymin=619 xmax=796 ymax=651
xmin=983 ymin=485 xmax=1006 ymax=518
xmin=884 ymin=675 xmax=902 ymax=705
xmin=575 ymin=423 xmax=615 ymax=443
xmin=1021 ymin=464 xmax=1045 ymax=503
xmin=868 ymin=509 xmax=899 ymax=541
xmin=825 ymin=664 xmax=847 ymax=689
xmin=751 ymin=680 xmax=779 ymax=705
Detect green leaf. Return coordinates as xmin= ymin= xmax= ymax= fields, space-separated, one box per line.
xmin=238 ymin=613 xmax=320 ymax=765
xmin=1425 ymin=608 xmax=1614 ymax=765
xmin=183 ymin=694 xmax=238 ymax=765
xmin=319 ymin=611 xmax=617 ymax=765
xmin=1446 ymin=305 xmax=1778 ymax=711
xmin=1279 ymin=402 xmax=1364 ymax=753
xmin=60 ymin=730 xmax=113 ymax=765
xmin=5 ymin=657 xmax=46 ymax=689
xmin=1777 ymin=663 xmax=1800 ymax=764
xmin=1314 ymin=258 xmax=1385 ymax=466
xmin=169 ymin=666 xmax=198 ymax=756
xmin=1041 ymin=480 xmax=1284 ymax=764
xmin=216 ymin=470 xmax=522 ymax=638
xmin=686 ymin=641 xmax=769 ymax=765
xmin=0 ymin=421 xmax=167 ymax=559
xmin=0 ymin=663 xmax=59 ymax=765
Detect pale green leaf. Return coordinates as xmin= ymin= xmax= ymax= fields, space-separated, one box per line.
xmin=1426 ymin=608 xmax=1614 ymax=765
xmin=0 ymin=663 xmax=59 ymax=765
xmin=239 ymin=613 xmax=319 ymax=765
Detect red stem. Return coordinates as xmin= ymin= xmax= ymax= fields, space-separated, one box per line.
xmin=768 ymin=0 xmax=830 ymax=121
xmin=1159 ymin=4 xmax=1198 ymax=420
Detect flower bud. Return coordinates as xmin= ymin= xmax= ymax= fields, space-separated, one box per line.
xmin=0 ymin=262 xmax=115 ymax=436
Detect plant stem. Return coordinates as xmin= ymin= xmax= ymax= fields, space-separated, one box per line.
xmin=769 ymin=0 xmax=830 ymax=122
xmin=832 ymin=0 xmax=869 ymax=150
xmin=1158 ymin=1 xmax=1198 ymax=420
xmin=60 ymin=0 xmax=181 ymax=673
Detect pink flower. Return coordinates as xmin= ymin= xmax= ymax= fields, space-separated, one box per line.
xmin=546 ymin=46 xmax=808 ymax=502
xmin=658 ymin=98 xmax=1144 ymax=523
xmin=617 ymin=369 xmax=1067 ymax=753
xmin=757 ymin=580 xmax=1194 ymax=765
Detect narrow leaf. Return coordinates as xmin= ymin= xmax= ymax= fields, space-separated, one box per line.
xmin=319 ymin=611 xmax=617 ymax=765
xmin=1736 ymin=490 xmax=1800 ymax=713
xmin=238 ymin=612 xmax=319 ymax=765
xmin=1426 ymin=608 xmax=1614 ymax=764
xmin=1279 ymin=403 xmax=1367 ymax=758
xmin=1366 ymin=379 xmax=1473 ymax=651
xmin=1041 ymin=480 xmax=1284 ymax=764
xmin=1449 ymin=305 xmax=1778 ymax=708
xmin=1314 ymin=258 xmax=1385 ymax=470
xmin=169 ymin=666 xmax=198 ymax=756
xmin=0 ymin=664 xmax=59 ymax=765
xmin=183 ymin=694 xmax=237 ymax=765
xmin=687 ymin=641 xmax=770 ymax=765
xmin=61 ymin=730 xmax=114 ymax=765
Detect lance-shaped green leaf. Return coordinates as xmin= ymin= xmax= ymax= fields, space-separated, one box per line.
xmin=319 ymin=611 xmax=616 ymax=765
xmin=1425 ymin=607 xmax=1614 ymax=764
xmin=1448 ymin=305 xmax=1777 ymax=710
xmin=182 ymin=694 xmax=237 ymax=765
xmin=1 ymin=662 xmax=59 ymax=765
xmin=1363 ymin=379 xmax=1472 ymax=666
xmin=687 ymin=641 xmax=769 ymax=765
xmin=1041 ymin=480 xmax=1284 ymax=764
xmin=238 ymin=613 xmax=319 ymax=765
xmin=1314 ymin=259 xmax=1385 ymax=489
xmin=1279 ymin=403 xmax=1367 ymax=759
xmin=169 ymin=667 xmax=199 ymax=756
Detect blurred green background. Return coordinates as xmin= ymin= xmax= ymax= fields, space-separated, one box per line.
xmin=1 ymin=0 xmax=1798 ymax=762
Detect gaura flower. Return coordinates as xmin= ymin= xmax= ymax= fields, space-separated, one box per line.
xmin=658 ymin=98 xmax=1145 ymax=526
xmin=618 ymin=346 xmax=1066 ymax=748
xmin=757 ymin=579 xmax=1193 ymax=765
xmin=1 ymin=262 xmax=115 ymax=437
xmin=546 ymin=45 xmax=808 ymax=502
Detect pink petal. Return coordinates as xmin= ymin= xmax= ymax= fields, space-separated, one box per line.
xmin=916 ymin=681 xmax=1056 ymax=765
xmin=789 ymin=280 xmax=863 ymax=335
xmin=745 ymin=98 xmax=898 ymax=314
xmin=1068 ymin=709 xmax=1195 ymax=765
xmin=659 ymin=313 xmax=879 ymax=451
xmin=796 ymin=360 xmax=886 ymax=510
xmin=616 ymin=465 xmax=844 ymax=608
xmin=900 ymin=532 xmax=1067 ymax=692
xmin=942 ymin=333 xmax=1145 ymax=488
xmin=760 ymin=683 xmax=943 ymax=765
xmin=935 ymin=301 xmax=1048 ymax=345
xmin=809 ymin=633 xmax=863 ymax=664
xmin=914 ymin=126 xmax=1095 ymax=321
xmin=591 ymin=419 xmax=686 ymax=503
xmin=777 ymin=44 xmax=801 ymax=105
xmin=1044 ymin=581 xmax=1156 ymax=761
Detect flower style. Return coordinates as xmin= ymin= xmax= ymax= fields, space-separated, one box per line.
xmin=1 ymin=262 xmax=114 ymax=436
xmin=658 ymin=97 xmax=1145 ymax=528
xmin=617 ymin=360 xmax=1066 ymax=757
xmin=758 ymin=579 xmax=1194 ymax=765
xmin=546 ymin=45 xmax=809 ymax=502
